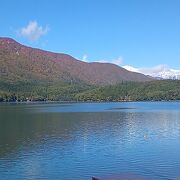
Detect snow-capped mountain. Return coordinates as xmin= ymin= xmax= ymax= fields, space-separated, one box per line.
xmin=156 ymin=69 xmax=180 ymax=80
xmin=123 ymin=65 xmax=180 ymax=80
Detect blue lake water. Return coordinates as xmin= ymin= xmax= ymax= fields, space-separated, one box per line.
xmin=0 ymin=102 xmax=180 ymax=179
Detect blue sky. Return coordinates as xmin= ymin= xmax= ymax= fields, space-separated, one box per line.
xmin=1 ymin=0 xmax=180 ymax=70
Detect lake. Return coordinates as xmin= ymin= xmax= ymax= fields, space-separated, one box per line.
xmin=0 ymin=102 xmax=180 ymax=179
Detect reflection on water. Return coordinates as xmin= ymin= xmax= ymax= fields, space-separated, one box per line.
xmin=0 ymin=102 xmax=180 ymax=179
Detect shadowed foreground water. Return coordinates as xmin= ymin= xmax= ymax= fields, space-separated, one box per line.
xmin=0 ymin=102 xmax=180 ymax=179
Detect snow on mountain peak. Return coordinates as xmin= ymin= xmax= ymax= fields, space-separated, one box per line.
xmin=123 ymin=64 xmax=180 ymax=80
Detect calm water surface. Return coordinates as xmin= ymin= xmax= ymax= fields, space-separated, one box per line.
xmin=0 ymin=102 xmax=180 ymax=179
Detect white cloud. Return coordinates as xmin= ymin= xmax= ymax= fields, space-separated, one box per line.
xmin=81 ymin=55 xmax=123 ymax=66
xmin=139 ymin=64 xmax=169 ymax=75
xmin=122 ymin=65 xmax=140 ymax=73
xmin=82 ymin=54 xmax=88 ymax=62
xmin=18 ymin=21 xmax=49 ymax=41
xmin=94 ymin=56 xmax=124 ymax=66
xmin=123 ymin=64 xmax=180 ymax=79
xmin=111 ymin=56 xmax=123 ymax=66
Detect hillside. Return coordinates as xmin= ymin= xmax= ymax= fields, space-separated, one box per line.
xmin=0 ymin=79 xmax=179 ymax=102
xmin=1 ymin=37 xmax=179 ymax=102
xmin=75 ymin=80 xmax=180 ymax=101
xmin=0 ymin=37 xmax=151 ymax=85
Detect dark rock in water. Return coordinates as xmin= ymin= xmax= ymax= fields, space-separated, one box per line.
xmin=92 ymin=173 xmax=152 ymax=180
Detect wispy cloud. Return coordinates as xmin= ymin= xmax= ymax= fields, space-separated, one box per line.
xmin=81 ymin=55 xmax=123 ymax=66
xmin=123 ymin=64 xmax=169 ymax=74
xmin=82 ymin=54 xmax=88 ymax=62
xmin=95 ymin=56 xmax=123 ymax=66
xmin=110 ymin=56 xmax=123 ymax=66
xmin=18 ymin=21 xmax=49 ymax=41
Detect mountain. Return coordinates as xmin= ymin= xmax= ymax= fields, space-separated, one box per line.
xmin=154 ymin=69 xmax=180 ymax=80
xmin=0 ymin=37 xmax=151 ymax=85
xmin=123 ymin=65 xmax=180 ymax=80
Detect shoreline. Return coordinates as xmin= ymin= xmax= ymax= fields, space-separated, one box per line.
xmin=0 ymin=99 xmax=179 ymax=104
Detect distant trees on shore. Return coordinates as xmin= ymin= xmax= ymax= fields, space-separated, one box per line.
xmin=0 ymin=80 xmax=179 ymax=102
